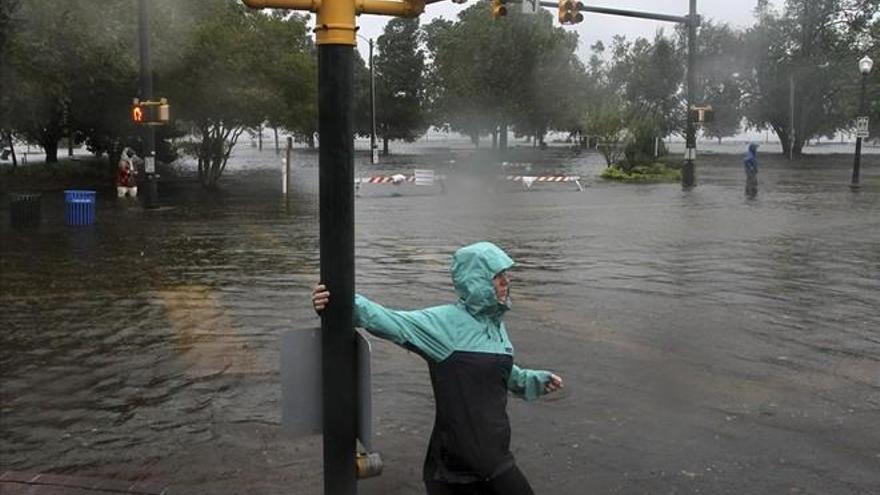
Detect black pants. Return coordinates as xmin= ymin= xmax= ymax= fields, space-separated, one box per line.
xmin=424 ymin=465 xmax=535 ymax=495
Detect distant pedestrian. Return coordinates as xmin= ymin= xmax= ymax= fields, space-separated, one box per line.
xmin=116 ymin=147 xmax=138 ymax=198
xmin=312 ymin=241 xmax=563 ymax=495
xmin=743 ymin=142 xmax=759 ymax=196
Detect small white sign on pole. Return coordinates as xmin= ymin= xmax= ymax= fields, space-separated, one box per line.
xmin=522 ymin=0 xmax=539 ymax=14
xmin=684 ymin=148 xmax=697 ymax=161
xmin=145 ymin=156 xmax=155 ymax=174
xmin=856 ymin=117 xmax=870 ymax=139
xmin=282 ymin=158 xmax=288 ymax=194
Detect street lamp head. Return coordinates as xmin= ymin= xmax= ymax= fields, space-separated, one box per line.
xmin=859 ymin=56 xmax=873 ymax=75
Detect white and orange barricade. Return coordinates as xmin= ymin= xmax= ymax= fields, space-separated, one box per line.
xmin=356 ymin=170 xmax=445 ymax=190
xmin=506 ymin=175 xmax=584 ymax=192
xmin=356 ymin=174 xmax=414 ymax=186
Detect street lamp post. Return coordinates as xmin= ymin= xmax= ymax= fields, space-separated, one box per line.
xmin=369 ymin=38 xmax=378 ymax=165
xmin=852 ymin=55 xmax=873 ymax=188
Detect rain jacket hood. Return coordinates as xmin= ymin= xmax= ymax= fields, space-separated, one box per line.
xmin=450 ymin=242 xmax=514 ymax=319
xmin=747 ymin=143 xmax=759 ymax=156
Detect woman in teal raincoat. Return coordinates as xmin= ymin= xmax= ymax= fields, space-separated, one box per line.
xmin=313 ymin=241 xmax=563 ymax=495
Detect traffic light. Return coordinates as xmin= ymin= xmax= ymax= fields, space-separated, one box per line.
xmin=558 ymin=0 xmax=583 ymax=25
xmin=690 ymin=104 xmax=714 ymax=124
xmin=131 ymin=101 xmax=146 ymax=124
xmin=131 ymin=98 xmax=171 ymax=125
xmin=492 ymin=0 xmax=507 ymax=18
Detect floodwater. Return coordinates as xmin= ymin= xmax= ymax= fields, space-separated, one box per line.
xmin=1 ymin=143 xmax=879 ymax=494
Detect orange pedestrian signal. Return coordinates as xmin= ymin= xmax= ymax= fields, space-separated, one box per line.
xmin=132 ymin=103 xmax=145 ymax=124
xmin=131 ymin=98 xmax=171 ymax=125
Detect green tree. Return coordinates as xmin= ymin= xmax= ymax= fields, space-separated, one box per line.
xmin=694 ymin=22 xmax=746 ymax=143
xmin=374 ymin=17 xmax=427 ymax=155
xmin=0 ymin=0 xmax=22 ymax=166
xmin=2 ymin=0 xmax=94 ymax=163
xmin=424 ymin=2 xmax=584 ymax=149
xmin=163 ymin=1 xmax=313 ymax=188
xmin=608 ymin=33 xmax=685 ymax=138
xmin=256 ymin=12 xmax=316 ymax=147
xmin=741 ymin=0 xmax=878 ymax=156
xmin=352 ymin=51 xmax=374 ymax=140
xmin=582 ymin=97 xmax=629 ymax=166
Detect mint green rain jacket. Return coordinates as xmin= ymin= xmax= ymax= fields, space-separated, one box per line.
xmin=354 ymin=241 xmax=553 ymax=483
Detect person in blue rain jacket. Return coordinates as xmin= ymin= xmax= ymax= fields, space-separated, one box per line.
xmin=312 ymin=241 xmax=563 ymax=495
xmin=744 ymin=142 xmax=759 ymax=192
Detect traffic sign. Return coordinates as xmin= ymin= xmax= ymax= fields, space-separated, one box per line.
xmin=856 ymin=116 xmax=870 ymax=139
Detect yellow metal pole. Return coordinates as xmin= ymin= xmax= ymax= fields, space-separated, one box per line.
xmin=315 ymin=0 xmax=357 ymax=45
xmin=241 ymin=0 xmax=320 ymax=10
xmin=357 ymin=0 xmax=423 ymax=17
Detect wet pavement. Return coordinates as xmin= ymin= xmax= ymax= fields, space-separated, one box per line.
xmin=1 ymin=144 xmax=879 ymax=494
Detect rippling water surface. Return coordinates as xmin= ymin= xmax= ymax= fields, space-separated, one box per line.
xmin=1 ymin=145 xmax=878 ymax=494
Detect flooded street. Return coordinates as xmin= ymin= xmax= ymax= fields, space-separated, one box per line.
xmin=2 ymin=144 xmax=879 ymax=494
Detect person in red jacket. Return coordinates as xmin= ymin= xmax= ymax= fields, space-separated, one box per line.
xmin=116 ymin=147 xmax=138 ymax=198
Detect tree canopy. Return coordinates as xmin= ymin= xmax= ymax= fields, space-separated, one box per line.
xmin=2 ymin=0 xmax=879 ymax=179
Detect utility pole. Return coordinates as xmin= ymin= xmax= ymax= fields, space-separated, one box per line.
xmin=681 ymin=0 xmax=698 ymax=188
xmin=789 ymin=74 xmax=795 ymax=161
xmin=138 ymin=0 xmax=158 ymax=208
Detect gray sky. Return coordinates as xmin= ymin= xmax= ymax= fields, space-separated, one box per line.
xmin=352 ymin=0 xmax=782 ymax=61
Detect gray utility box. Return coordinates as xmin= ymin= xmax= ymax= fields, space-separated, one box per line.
xmin=280 ymin=328 xmax=373 ymax=451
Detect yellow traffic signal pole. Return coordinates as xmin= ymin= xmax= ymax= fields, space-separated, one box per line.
xmin=241 ymin=1 xmax=423 ymax=494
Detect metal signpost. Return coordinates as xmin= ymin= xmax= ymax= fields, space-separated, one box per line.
xmin=138 ymin=0 xmax=158 ymax=208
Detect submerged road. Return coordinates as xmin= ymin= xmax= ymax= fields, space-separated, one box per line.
xmin=1 ymin=147 xmax=878 ymax=494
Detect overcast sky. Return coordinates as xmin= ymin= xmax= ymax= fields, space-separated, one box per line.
xmin=352 ymin=0 xmax=781 ymax=61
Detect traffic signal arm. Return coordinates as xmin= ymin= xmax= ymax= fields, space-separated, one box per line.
xmin=242 ymin=0 xmax=321 ymax=10
xmin=357 ymin=0 xmax=424 ymax=17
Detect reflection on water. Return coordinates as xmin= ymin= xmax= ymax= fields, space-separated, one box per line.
xmin=1 ymin=147 xmax=878 ymax=492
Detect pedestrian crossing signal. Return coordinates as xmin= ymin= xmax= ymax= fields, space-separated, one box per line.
xmin=691 ymin=105 xmax=714 ymax=124
xmin=132 ymin=102 xmax=145 ymax=124
xmin=131 ymin=98 xmax=171 ymax=125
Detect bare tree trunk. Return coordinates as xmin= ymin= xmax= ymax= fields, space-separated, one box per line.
xmin=258 ymin=124 xmax=263 ymax=151
xmin=383 ymin=136 xmax=389 ymax=156
xmin=499 ymin=123 xmax=508 ymax=150
xmin=274 ymin=126 xmax=279 ymax=155
xmin=3 ymin=131 xmax=16 ymax=168
xmin=42 ymin=138 xmax=59 ymax=163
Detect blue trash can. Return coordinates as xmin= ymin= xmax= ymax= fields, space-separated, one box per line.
xmin=64 ymin=190 xmax=96 ymax=226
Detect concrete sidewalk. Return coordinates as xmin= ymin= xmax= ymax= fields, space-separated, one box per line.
xmin=0 ymin=471 xmax=167 ymax=495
